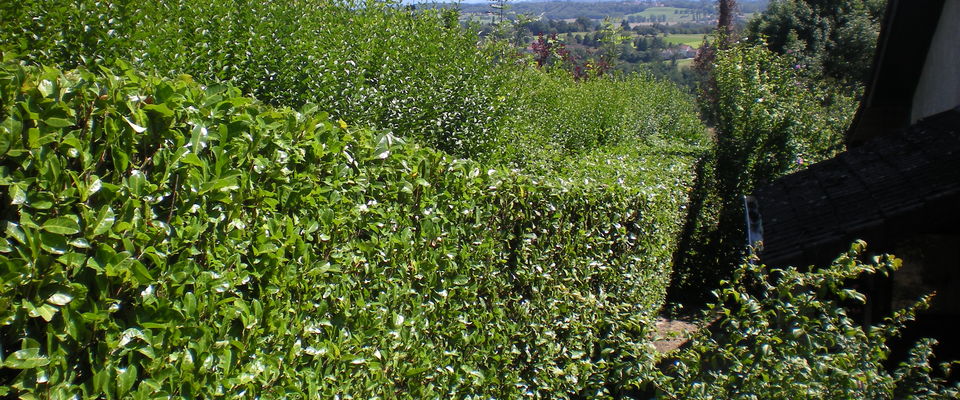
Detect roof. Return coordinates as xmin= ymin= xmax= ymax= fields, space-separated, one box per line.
xmin=753 ymin=109 xmax=960 ymax=267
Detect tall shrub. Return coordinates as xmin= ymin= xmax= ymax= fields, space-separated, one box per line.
xmin=746 ymin=0 xmax=886 ymax=87
xmin=712 ymin=41 xmax=852 ymax=199
xmin=673 ymin=41 xmax=855 ymax=305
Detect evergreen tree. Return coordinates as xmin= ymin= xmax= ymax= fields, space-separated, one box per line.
xmin=746 ymin=0 xmax=885 ymax=87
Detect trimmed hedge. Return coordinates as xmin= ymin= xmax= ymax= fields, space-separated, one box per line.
xmin=502 ymin=69 xmax=708 ymax=171
xmin=0 ymin=0 xmax=511 ymax=158
xmin=0 ymin=0 xmax=711 ymax=168
xmin=0 ymin=61 xmax=699 ymax=398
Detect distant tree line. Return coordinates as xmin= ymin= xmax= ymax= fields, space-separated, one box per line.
xmin=444 ymin=1 xmax=650 ymax=20
xmin=428 ymin=0 xmax=768 ymax=23
xmin=432 ymin=0 xmax=760 ymax=21
xmin=745 ymin=0 xmax=884 ymax=87
xmin=515 ymin=17 xmax=712 ymax=37
xmin=626 ymin=14 xmax=671 ymax=23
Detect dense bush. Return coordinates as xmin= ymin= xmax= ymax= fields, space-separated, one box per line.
xmin=0 ymin=0 xmax=510 ymax=158
xmin=502 ymin=69 xmax=707 ymax=171
xmin=711 ymin=41 xmax=853 ymax=198
xmin=647 ymin=242 xmax=960 ymax=399
xmin=0 ymin=60 xmax=700 ymax=398
xmin=671 ymin=40 xmax=856 ymax=304
xmin=746 ymin=0 xmax=885 ymax=87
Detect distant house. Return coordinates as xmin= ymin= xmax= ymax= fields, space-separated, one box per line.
xmin=746 ymin=0 xmax=960 ymax=361
xmin=660 ymin=44 xmax=696 ymax=60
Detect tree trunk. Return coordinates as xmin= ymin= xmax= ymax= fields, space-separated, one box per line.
xmin=718 ymin=0 xmax=736 ymax=44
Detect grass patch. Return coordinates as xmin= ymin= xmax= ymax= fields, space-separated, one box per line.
xmin=663 ymin=33 xmax=710 ymax=48
xmin=627 ymin=7 xmax=698 ymax=23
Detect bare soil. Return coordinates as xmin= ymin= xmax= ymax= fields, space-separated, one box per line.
xmin=651 ymin=317 xmax=700 ymax=353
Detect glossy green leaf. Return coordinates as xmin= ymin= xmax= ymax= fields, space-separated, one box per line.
xmin=37 ymin=79 xmax=55 ymax=97
xmin=91 ymin=206 xmax=116 ymax=236
xmin=118 ymin=365 xmax=138 ymax=396
xmin=130 ymin=260 xmax=153 ymax=285
xmin=3 ymin=348 xmax=49 ymax=369
xmin=200 ymin=175 xmax=239 ymax=194
xmin=0 ymin=122 xmax=13 ymax=155
xmin=9 ymin=184 xmax=26 ymax=205
xmin=26 ymin=127 xmax=39 ymax=148
xmin=181 ymin=153 xmax=205 ymax=168
xmin=5 ymin=222 xmax=26 ymax=244
xmin=47 ymin=292 xmax=73 ymax=306
xmin=40 ymin=231 xmax=69 ymax=254
xmin=44 ymin=117 xmax=73 ymax=128
xmin=122 ymin=115 xmax=147 ymax=133
xmin=86 ymin=177 xmax=102 ymax=199
xmin=42 ymin=216 xmax=81 ymax=235
xmin=27 ymin=192 xmax=54 ymax=209
xmin=57 ymin=252 xmax=87 ymax=267
xmin=144 ymin=103 xmax=174 ymax=118
xmin=113 ymin=148 xmax=129 ymax=172
xmin=34 ymin=303 xmax=58 ymax=321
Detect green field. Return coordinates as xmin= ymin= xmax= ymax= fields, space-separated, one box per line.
xmin=663 ymin=33 xmax=710 ymax=48
xmin=460 ymin=13 xmax=497 ymax=24
xmin=628 ymin=7 xmax=699 ymax=23
xmin=676 ymin=57 xmax=695 ymax=69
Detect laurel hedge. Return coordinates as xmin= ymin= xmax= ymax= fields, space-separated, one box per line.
xmin=1 ymin=0 xmax=712 ymax=168
xmin=0 ymin=0 xmax=513 ymax=158
xmin=0 ymin=60 xmax=701 ymax=398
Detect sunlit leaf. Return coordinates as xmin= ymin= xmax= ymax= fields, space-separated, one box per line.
xmin=4 ymin=348 xmax=49 ymax=369
xmin=42 ymin=216 xmax=81 ymax=235
xmin=47 ymin=292 xmax=73 ymax=306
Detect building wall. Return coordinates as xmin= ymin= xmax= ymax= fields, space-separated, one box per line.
xmin=893 ymin=234 xmax=960 ymax=315
xmin=912 ymin=0 xmax=960 ymax=122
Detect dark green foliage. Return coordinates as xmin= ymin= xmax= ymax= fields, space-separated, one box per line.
xmin=0 ymin=60 xmax=699 ymax=398
xmin=711 ymin=42 xmax=852 ymax=198
xmin=666 ymin=152 xmax=724 ymax=307
xmin=672 ymin=41 xmax=855 ymax=304
xmin=710 ymin=41 xmax=854 ymax=269
xmin=649 ymin=242 xmax=960 ymax=399
xmin=745 ymin=0 xmax=886 ymax=87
